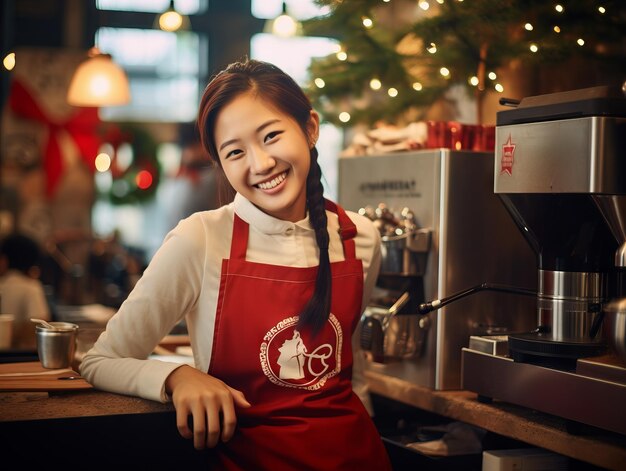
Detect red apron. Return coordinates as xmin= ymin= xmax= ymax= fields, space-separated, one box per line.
xmin=207 ymin=200 xmax=391 ymax=470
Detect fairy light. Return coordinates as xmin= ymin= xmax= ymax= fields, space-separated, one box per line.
xmin=339 ymin=112 xmax=351 ymax=123
xmin=554 ymin=26 xmax=561 ymax=33
xmin=412 ymin=82 xmax=423 ymax=91
xmin=362 ymin=17 xmax=373 ymax=28
xmin=427 ymin=43 xmax=437 ymax=53
xmin=3 ymin=52 xmax=15 ymax=71
xmin=495 ymin=83 xmax=504 ymax=93
xmin=577 ymin=38 xmax=585 ymax=46
xmin=314 ymin=78 xmax=326 ymax=88
xmin=555 ymin=4 xmax=564 ymax=13
xmin=524 ymin=23 xmax=533 ymax=31
xmin=436 ymin=0 xmax=444 ymax=3
xmin=469 ymin=76 xmax=479 ymax=86
xmin=440 ymin=67 xmax=450 ymax=77
xmin=488 ymin=72 xmax=497 ymax=80
xmin=598 ymin=6 xmax=606 ymax=14
xmin=370 ymin=78 xmax=382 ymax=90
xmin=388 ymin=87 xmax=398 ymax=97
xmin=95 ymin=153 xmax=112 ymax=172
xmin=337 ymin=51 xmax=348 ymax=61
xmin=530 ymin=44 xmax=539 ymax=52
xmin=419 ymin=1 xmax=430 ymax=10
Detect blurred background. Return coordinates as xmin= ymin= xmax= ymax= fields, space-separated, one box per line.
xmin=0 ymin=0 xmax=624 ymax=315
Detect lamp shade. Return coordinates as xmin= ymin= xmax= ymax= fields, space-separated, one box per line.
xmin=67 ymin=48 xmax=131 ymax=107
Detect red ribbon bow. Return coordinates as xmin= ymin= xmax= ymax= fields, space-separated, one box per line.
xmin=8 ymin=78 xmax=101 ymax=197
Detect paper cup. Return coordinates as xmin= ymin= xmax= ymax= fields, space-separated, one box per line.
xmin=0 ymin=314 xmax=15 ymax=349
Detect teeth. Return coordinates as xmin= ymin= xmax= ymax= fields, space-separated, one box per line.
xmin=257 ymin=172 xmax=286 ymax=190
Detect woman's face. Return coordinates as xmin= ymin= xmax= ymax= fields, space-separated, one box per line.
xmin=214 ymin=91 xmax=319 ymax=222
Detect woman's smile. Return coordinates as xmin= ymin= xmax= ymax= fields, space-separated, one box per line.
xmin=255 ymin=170 xmax=288 ymax=192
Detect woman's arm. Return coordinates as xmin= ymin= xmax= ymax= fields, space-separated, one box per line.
xmin=79 ymin=216 xmax=208 ymax=402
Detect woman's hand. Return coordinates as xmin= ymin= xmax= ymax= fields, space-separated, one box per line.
xmin=165 ymin=365 xmax=251 ymax=449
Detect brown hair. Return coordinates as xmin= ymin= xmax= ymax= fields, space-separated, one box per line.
xmin=197 ymin=59 xmax=330 ymax=334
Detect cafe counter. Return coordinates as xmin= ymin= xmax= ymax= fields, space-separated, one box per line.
xmin=2 ymin=361 xmax=625 ymax=470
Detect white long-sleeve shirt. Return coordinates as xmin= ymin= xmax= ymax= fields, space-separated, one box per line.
xmin=80 ymin=193 xmax=381 ymax=406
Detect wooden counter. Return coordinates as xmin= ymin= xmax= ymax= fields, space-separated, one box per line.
xmin=2 ymin=361 xmax=624 ymax=469
xmin=0 ymin=389 xmax=210 ymax=468
xmin=365 ymin=369 xmax=626 ymax=471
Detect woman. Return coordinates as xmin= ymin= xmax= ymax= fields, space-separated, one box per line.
xmin=80 ymin=59 xmax=391 ymax=470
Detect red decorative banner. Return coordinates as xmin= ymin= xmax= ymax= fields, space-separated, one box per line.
xmin=8 ymin=79 xmax=101 ymax=197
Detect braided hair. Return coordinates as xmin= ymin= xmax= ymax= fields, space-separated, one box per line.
xmin=197 ymin=59 xmax=331 ymax=334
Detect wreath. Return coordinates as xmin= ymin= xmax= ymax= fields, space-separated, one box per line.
xmin=99 ymin=123 xmax=161 ymax=205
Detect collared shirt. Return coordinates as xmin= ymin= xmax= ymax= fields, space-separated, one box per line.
xmin=80 ymin=193 xmax=381 ymax=404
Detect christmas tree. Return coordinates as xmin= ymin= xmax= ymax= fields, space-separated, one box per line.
xmin=302 ymin=0 xmax=626 ymax=126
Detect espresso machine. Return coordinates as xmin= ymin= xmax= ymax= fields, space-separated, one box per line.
xmin=461 ymin=85 xmax=626 ymax=435
xmin=338 ymin=149 xmax=537 ymax=390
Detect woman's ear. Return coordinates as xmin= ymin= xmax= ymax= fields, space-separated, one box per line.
xmin=306 ymin=110 xmax=320 ymax=149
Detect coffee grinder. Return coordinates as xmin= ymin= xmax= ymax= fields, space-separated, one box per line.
xmin=495 ymin=85 xmax=626 ymax=366
xmin=461 ymin=85 xmax=626 ymax=435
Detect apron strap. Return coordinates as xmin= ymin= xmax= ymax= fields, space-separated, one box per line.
xmin=325 ymin=200 xmax=357 ymax=260
xmin=230 ymin=213 xmax=250 ymax=260
xmin=230 ymin=201 xmax=357 ymax=261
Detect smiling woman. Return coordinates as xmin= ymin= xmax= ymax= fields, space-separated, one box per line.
xmin=80 ymin=59 xmax=390 ymax=470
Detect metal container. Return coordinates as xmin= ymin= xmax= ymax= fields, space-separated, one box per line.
xmin=36 ymin=322 xmax=79 ymax=369
xmin=380 ymin=228 xmax=431 ymax=276
xmin=603 ymin=297 xmax=626 ymax=363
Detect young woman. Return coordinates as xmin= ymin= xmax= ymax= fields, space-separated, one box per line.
xmin=80 ymin=59 xmax=391 ymax=470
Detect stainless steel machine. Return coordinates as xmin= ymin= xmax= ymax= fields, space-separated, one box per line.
xmin=338 ymin=149 xmax=537 ymax=389
xmin=461 ymin=85 xmax=626 ymax=435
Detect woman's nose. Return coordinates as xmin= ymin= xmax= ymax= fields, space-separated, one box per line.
xmin=248 ymin=146 xmax=275 ymax=174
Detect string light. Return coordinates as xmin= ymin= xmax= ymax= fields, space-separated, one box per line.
xmin=3 ymin=52 xmax=15 ymax=70
xmin=412 ymin=82 xmax=423 ymax=91
xmin=95 ymin=153 xmax=112 ymax=172
xmin=337 ymin=51 xmax=348 ymax=61
xmin=555 ymin=4 xmax=564 ymax=13
xmin=530 ymin=44 xmax=539 ymax=52
xmin=387 ymin=87 xmax=398 ymax=97
xmin=339 ymin=112 xmax=351 ymax=123
xmin=427 ymin=43 xmax=437 ymax=53
xmin=419 ymin=1 xmax=430 ymax=11
xmin=598 ymin=6 xmax=606 ymax=14
xmin=524 ymin=23 xmax=533 ymax=31
xmin=362 ymin=17 xmax=373 ymax=28
xmin=495 ymin=83 xmax=504 ymax=93
xmin=554 ymin=26 xmax=561 ymax=33
xmin=314 ymin=78 xmax=326 ymax=88
xmin=370 ymin=78 xmax=382 ymax=90
xmin=488 ymin=72 xmax=497 ymax=80
xmin=469 ymin=76 xmax=479 ymax=86
xmin=436 ymin=0 xmax=444 ymax=3
xmin=440 ymin=67 xmax=450 ymax=77
xmin=577 ymin=38 xmax=585 ymax=46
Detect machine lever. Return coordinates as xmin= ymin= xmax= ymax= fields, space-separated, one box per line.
xmin=417 ymin=282 xmax=537 ymax=315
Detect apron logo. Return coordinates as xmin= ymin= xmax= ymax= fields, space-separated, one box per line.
xmin=260 ymin=314 xmax=343 ymax=390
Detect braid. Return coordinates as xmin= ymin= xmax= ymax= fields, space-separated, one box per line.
xmin=298 ymin=148 xmax=331 ymax=335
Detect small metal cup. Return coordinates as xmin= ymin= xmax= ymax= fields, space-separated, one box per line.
xmin=36 ymin=322 xmax=79 ymax=369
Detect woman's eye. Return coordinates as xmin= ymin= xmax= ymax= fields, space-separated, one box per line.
xmin=225 ymin=149 xmax=243 ymax=159
xmin=264 ymin=131 xmax=282 ymax=143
